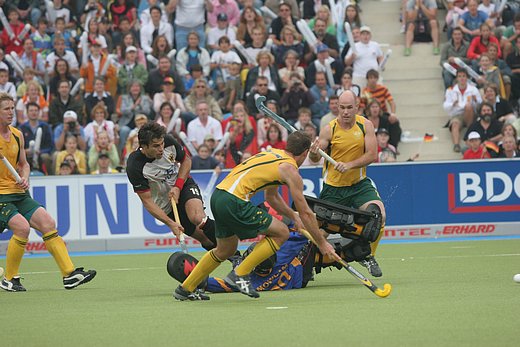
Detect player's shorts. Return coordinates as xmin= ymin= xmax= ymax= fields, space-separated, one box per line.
xmin=167 ymin=177 xmax=204 ymax=236
xmin=210 ymin=189 xmax=273 ymax=240
xmin=320 ymin=177 xmax=381 ymax=209
xmin=0 ymin=192 xmax=42 ymax=232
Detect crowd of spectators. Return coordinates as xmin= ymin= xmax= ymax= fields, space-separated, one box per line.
xmin=439 ymin=0 xmax=520 ymax=158
xmin=0 ymin=0 xmax=405 ymax=175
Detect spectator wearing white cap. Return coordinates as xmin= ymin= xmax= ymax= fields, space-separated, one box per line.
xmin=53 ymin=110 xmax=87 ymax=152
xmin=344 ymin=25 xmax=384 ymax=88
xmin=463 ymin=131 xmax=490 ymax=159
xmin=117 ymin=45 xmax=149 ymax=93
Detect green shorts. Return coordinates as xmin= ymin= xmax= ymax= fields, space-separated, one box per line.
xmin=320 ymin=177 xmax=381 ymax=209
xmin=0 ymin=192 xmax=42 ymax=232
xmin=210 ymin=189 xmax=273 ymax=240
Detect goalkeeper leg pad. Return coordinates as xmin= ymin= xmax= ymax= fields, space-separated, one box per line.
xmin=362 ymin=204 xmax=382 ymax=242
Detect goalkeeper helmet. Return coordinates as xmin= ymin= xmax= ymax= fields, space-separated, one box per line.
xmin=243 ymin=242 xmax=277 ymax=276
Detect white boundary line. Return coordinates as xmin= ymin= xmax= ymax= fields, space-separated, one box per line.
xmin=16 ymin=253 xmax=520 ymax=276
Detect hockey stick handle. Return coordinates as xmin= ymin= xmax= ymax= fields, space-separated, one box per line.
xmin=254 ymin=95 xmax=337 ymax=166
xmin=171 ymin=197 xmax=188 ymax=253
xmin=299 ymin=228 xmax=392 ymax=298
xmin=0 ymin=152 xmax=22 ymax=183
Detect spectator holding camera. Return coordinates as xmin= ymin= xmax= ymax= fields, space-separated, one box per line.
xmin=55 ymin=135 xmax=88 ymax=175
xmin=280 ymin=74 xmax=314 ymax=124
xmin=54 ymin=110 xmax=87 ymax=152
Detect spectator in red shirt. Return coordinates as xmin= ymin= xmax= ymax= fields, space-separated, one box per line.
xmin=260 ymin=124 xmax=287 ymax=151
xmin=463 ymin=131 xmax=491 ymax=159
xmin=0 ymin=8 xmax=29 ymax=55
xmin=467 ymin=23 xmax=501 ymax=61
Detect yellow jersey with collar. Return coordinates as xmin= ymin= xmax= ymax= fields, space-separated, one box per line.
xmin=324 ymin=115 xmax=367 ymax=187
xmin=0 ymin=126 xmax=24 ymax=194
xmin=216 ymin=148 xmax=298 ymax=201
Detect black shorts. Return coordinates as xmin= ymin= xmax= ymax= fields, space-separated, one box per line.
xmin=168 ymin=177 xmax=204 ymax=236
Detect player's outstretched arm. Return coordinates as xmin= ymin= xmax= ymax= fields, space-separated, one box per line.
xmin=282 ymin=165 xmax=340 ymax=261
xmin=137 ymin=190 xmax=184 ymax=238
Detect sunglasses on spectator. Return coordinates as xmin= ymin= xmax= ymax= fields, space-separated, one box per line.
xmin=257 ymin=84 xmax=268 ymax=87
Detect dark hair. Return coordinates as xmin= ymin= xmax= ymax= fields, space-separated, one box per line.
xmin=218 ymin=35 xmax=230 ymax=45
xmin=159 ymin=101 xmax=174 ymax=113
xmin=26 ymin=101 xmax=40 ymax=111
xmin=267 ymin=123 xmax=282 ymax=142
xmin=150 ymin=5 xmax=162 ymax=15
xmin=366 ymin=69 xmax=379 ymax=79
xmin=138 ymin=122 xmax=166 ymax=147
xmin=286 ymin=131 xmax=311 ymax=156
xmin=57 ymin=79 xmax=71 ymax=89
xmin=456 ymin=68 xmax=468 ymax=77
xmin=54 ymin=58 xmax=70 ymax=76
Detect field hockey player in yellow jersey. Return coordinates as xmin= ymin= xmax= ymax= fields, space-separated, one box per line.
xmin=0 ymin=93 xmax=96 ymax=292
xmin=174 ymin=132 xmax=340 ymax=300
xmin=309 ymin=90 xmax=386 ymax=278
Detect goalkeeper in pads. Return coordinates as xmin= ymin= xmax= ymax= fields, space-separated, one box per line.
xmin=173 ymin=131 xmax=340 ymax=301
xmin=169 ymin=199 xmax=383 ymax=294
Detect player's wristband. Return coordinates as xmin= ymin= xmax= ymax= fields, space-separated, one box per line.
xmin=174 ymin=178 xmax=185 ymax=191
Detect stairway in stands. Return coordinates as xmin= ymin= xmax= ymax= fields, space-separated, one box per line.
xmin=359 ymin=0 xmax=460 ymax=161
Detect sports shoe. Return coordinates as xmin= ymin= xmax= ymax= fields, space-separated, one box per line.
xmin=433 ymin=47 xmax=440 ymax=55
xmin=404 ymin=47 xmax=411 ymax=56
xmin=453 ymin=144 xmax=461 ymax=153
xmin=0 ymin=276 xmax=26 ymax=292
xmin=224 ymin=270 xmax=259 ymax=298
xmin=174 ymin=285 xmax=210 ymax=301
xmin=63 ymin=267 xmax=97 ymax=290
xmin=358 ymin=255 xmax=383 ymax=277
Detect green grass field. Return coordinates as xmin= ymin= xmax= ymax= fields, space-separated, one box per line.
xmin=1 ymin=238 xmax=519 ymax=347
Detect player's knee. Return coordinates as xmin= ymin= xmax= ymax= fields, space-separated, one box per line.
xmin=188 ymin=210 xmax=206 ymax=227
xmin=38 ymin=216 xmax=57 ymax=234
xmin=9 ymin=217 xmax=31 ymax=239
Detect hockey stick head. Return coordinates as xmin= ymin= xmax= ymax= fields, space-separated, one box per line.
xmin=254 ymin=94 xmax=267 ymax=112
xmin=374 ymin=283 xmax=392 ymax=298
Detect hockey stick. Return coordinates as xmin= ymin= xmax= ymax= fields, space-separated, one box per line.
xmin=299 ymin=228 xmax=392 ymax=298
xmin=0 ymin=150 xmax=22 ymax=183
xmin=171 ymin=197 xmax=188 ymax=253
xmin=254 ymin=94 xmax=337 ymax=166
